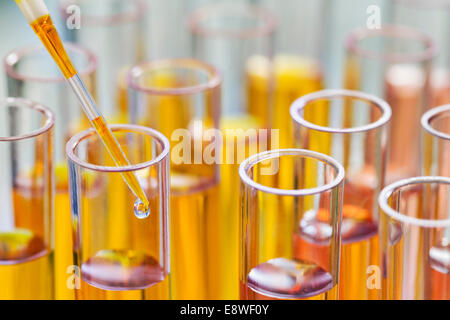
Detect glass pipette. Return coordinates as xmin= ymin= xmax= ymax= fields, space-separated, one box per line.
xmin=14 ymin=0 xmax=150 ymax=218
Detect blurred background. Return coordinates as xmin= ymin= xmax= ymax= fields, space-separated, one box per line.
xmin=0 ymin=0 xmax=397 ymax=100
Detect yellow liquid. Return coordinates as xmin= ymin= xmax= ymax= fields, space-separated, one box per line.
xmin=76 ymin=249 xmax=170 ymax=300
xmin=218 ymin=114 xmax=272 ymax=300
xmin=131 ymin=70 xmax=221 ymax=299
xmin=247 ymin=54 xmax=325 ymax=148
xmin=30 ymin=14 xmax=76 ymax=79
xmin=170 ymin=175 xmax=220 ymax=300
xmin=91 ymin=116 xmax=149 ymax=212
xmin=241 ymin=281 xmax=338 ymax=300
xmin=77 ymin=276 xmax=170 ymax=300
xmin=74 ymin=164 xmax=170 ymax=300
xmin=0 ymin=216 xmax=53 ymax=300
xmin=0 ymin=249 xmax=53 ymax=300
xmin=53 ymin=164 xmax=75 ymax=300
xmin=31 ymin=14 xmax=149 ymax=211
xmin=221 ymin=54 xmax=326 ymax=299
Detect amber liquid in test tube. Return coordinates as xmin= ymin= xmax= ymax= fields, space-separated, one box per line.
xmin=345 ymin=26 xmax=436 ymax=185
xmin=384 ymin=65 xmax=425 ymax=181
xmin=291 ymin=90 xmax=392 ymax=300
xmin=379 ymin=177 xmax=450 ymax=300
xmin=0 ymin=98 xmax=54 ymax=299
xmin=14 ymin=0 xmax=150 ymax=216
xmin=188 ymin=3 xmax=278 ymax=299
xmin=239 ymin=149 xmax=345 ymax=300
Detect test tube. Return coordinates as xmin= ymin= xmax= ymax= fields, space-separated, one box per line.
xmin=378 ymin=176 xmax=450 ymax=300
xmin=0 ymin=98 xmax=54 ymax=299
xmin=4 ymin=42 xmax=97 ymax=300
xmin=60 ymin=0 xmax=147 ymax=122
xmin=422 ymin=105 xmax=450 ymax=177
xmin=253 ymin=0 xmax=327 ymax=147
xmin=127 ymin=59 xmax=221 ymax=299
xmin=392 ymin=0 xmax=450 ymax=107
xmin=66 ymin=124 xmax=170 ymax=300
xmin=290 ymin=89 xmax=391 ymax=299
xmin=345 ymin=25 xmax=436 ymax=184
xmin=188 ymin=2 xmax=277 ymax=298
xmin=239 ymin=149 xmax=345 ymax=300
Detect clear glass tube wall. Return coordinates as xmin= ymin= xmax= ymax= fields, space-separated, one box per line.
xmin=60 ymin=0 xmax=147 ymax=122
xmin=188 ymin=2 xmax=277 ymax=298
xmin=379 ymin=176 xmax=450 ymax=300
xmin=392 ymin=0 xmax=450 ymax=107
xmin=66 ymin=124 xmax=170 ymax=300
xmin=240 ymin=149 xmax=345 ymax=300
xmin=4 ymin=42 xmax=97 ymax=300
xmin=290 ymin=89 xmax=391 ymax=299
xmin=345 ymin=25 xmax=436 ymax=183
xmin=0 ymin=98 xmax=54 ymax=299
xmin=128 ymin=59 xmax=222 ymax=299
xmin=422 ymin=104 xmax=450 ymax=177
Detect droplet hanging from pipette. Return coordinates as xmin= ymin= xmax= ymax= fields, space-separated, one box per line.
xmin=134 ymin=199 xmax=150 ymax=219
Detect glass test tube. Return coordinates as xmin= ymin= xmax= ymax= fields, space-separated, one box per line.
xmin=392 ymin=0 xmax=450 ymax=107
xmin=66 ymin=124 xmax=170 ymax=300
xmin=188 ymin=2 xmax=277 ymax=299
xmin=0 ymin=98 xmax=54 ymax=299
xmin=422 ymin=104 xmax=450 ymax=177
xmin=253 ymin=0 xmax=327 ymax=147
xmin=290 ymin=89 xmax=391 ymax=299
xmin=239 ymin=149 xmax=345 ymax=300
xmin=127 ymin=59 xmax=221 ymax=299
xmin=378 ymin=176 xmax=450 ymax=300
xmin=345 ymin=25 xmax=436 ymax=184
xmin=4 ymin=43 xmax=97 ymax=300
xmin=60 ymin=0 xmax=147 ymax=122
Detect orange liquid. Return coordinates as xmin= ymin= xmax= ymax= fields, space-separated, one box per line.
xmin=91 ymin=116 xmax=149 ymax=212
xmin=429 ymin=241 xmax=449 ymax=300
xmin=384 ymin=65 xmax=425 ymax=181
xmin=31 ymin=13 xmax=149 ymax=212
xmin=0 ymin=173 xmax=54 ymax=299
xmin=30 ymin=14 xmax=76 ymax=79
xmin=431 ymin=268 xmax=450 ymax=300
xmin=294 ymin=175 xmax=379 ymax=300
xmin=241 ymin=282 xmax=338 ymax=300
xmin=246 ymin=54 xmax=325 ymax=148
xmin=241 ymin=258 xmax=338 ymax=300
xmin=74 ymin=167 xmax=170 ymax=300
xmin=77 ymin=249 xmax=170 ymax=300
xmin=0 ymin=230 xmax=53 ymax=300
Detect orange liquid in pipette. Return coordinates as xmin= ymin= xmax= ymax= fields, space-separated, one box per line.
xmin=91 ymin=116 xmax=149 ymax=211
xmin=30 ymin=14 xmax=149 ymax=211
xmin=30 ymin=14 xmax=76 ymax=79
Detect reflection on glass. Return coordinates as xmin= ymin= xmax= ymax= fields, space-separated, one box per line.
xmin=240 ymin=149 xmax=345 ymax=300
xmin=66 ymin=124 xmax=171 ymax=300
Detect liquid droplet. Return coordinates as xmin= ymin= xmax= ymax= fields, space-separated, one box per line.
xmin=134 ymin=199 xmax=150 ymax=219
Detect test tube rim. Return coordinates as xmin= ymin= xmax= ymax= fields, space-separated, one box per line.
xmin=239 ymin=148 xmax=345 ymax=197
xmin=59 ymin=0 xmax=147 ymax=26
xmin=378 ymin=176 xmax=450 ymax=228
xmin=4 ymin=42 xmax=97 ymax=84
xmin=66 ymin=124 xmax=170 ymax=173
xmin=290 ymin=89 xmax=392 ymax=134
xmin=421 ymin=104 xmax=450 ymax=140
xmin=0 ymin=97 xmax=55 ymax=142
xmin=128 ymin=58 xmax=222 ymax=96
xmin=345 ymin=24 xmax=437 ymax=63
xmin=187 ymin=2 xmax=277 ymax=39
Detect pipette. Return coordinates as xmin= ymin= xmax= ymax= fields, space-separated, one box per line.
xmin=14 ymin=0 xmax=150 ymax=218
